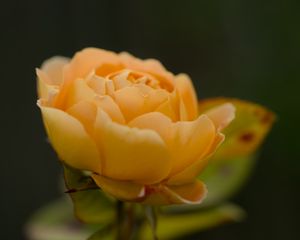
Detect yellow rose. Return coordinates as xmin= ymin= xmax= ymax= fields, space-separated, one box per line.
xmin=37 ymin=48 xmax=235 ymax=205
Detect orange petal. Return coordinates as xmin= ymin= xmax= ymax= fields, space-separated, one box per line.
xmin=141 ymin=181 xmax=207 ymax=205
xmin=119 ymin=52 xmax=174 ymax=91
xmin=168 ymin=133 xmax=225 ymax=185
xmin=40 ymin=56 xmax=70 ymax=85
xmin=38 ymin=105 xmax=101 ymax=173
xmin=66 ymin=101 xmax=97 ymax=135
xmin=65 ymin=79 xmax=96 ymax=109
xmin=93 ymin=110 xmax=172 ymax=184
xmin=114 ymin=86 xmax=145 ymax=121
xmin=65 ymin=48 xmax=121 ymax=80
xmin=36 ymin=69 xmax=59 ymax=100
xmin=54 ymin=48 xmax=122 ymax=108
xmin=169 ymin=115 xmax=216 ymax=176
xmin=95 ymin=63 xmax=124 ymax=77
xmin=205 ymin=103 xmax=235 ymax=131
xmin=128 ymin=112 xmax=172 ymax=142
xmin=92 ymin=174 xmax=145 ymax=201
xmin=86 ymin=72 xmax=106 ymax=95
xmin=174 ymin=74 xmax=198 ymax=121
xmin=129 ymin=112 xmax=217 ymax=177
xmin=93 ymin=95 xmax=125 ymax=124
xmin=109 ymin=70 xmax=132 ymax=90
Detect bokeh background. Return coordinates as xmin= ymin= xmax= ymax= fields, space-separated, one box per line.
xmin=1 ymin=0 xmax=299 ymax=239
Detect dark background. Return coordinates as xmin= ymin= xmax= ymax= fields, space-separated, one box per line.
xmin=1 ymin=0 xmax=299 ymax=239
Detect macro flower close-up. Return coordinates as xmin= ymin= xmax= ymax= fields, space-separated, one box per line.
xmin=37 ymin=48 xmax=235 ymax=205
xmin=3 ymin=1 xmax=299 ymax=240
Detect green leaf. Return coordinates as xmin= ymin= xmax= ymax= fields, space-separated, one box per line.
xmin=63 ymin=164 xmax=115 ymax=224
xmin=140 ymin=203 xmax=245 ymax=240
xmin=200 ymin=154 xmax=256 ymax=207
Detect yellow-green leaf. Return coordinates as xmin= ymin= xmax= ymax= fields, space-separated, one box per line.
xmin=200 ymin=155 xmax=256 ymax=206
xmin=141 ymin=203 xmax=245 ymax=240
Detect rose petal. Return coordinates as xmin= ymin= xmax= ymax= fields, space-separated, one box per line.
xmin=66 ymin=101 xmax=97 ymax=135
xmin=120 ymin=52 xmax=174 ymax=91
xmin=141 ymin=180 xmax=207 ymax=205
xmin=205 ymin=103 xmax=235 ymax=131
xmin=54 ymin=48 xmax=122 ymax=108
xmin=167 ymin=180 xmax=207 ymax=204
xmin=129 ymin=112 xmax=216 ymax=177
xmin=66 ymin=48 xmax=121 ymax=80
xmin=65 ymin=79 xmax=96 ymax=109
xmin=114 ymin=86 xmax=145 ymax=121
xmin=36 ymin=69 xmax=59 ymax=100
xmin=109 ymin=70 xmax=132 ymax=90
xmin=86 ymin=73 xmax=106 ymax=95
xmin=38 ymin=105 xmax=101 ymax=173
xmin=93 ymin=95 xmax=125 ymax=124
xmin=93 ymin=110 xmax=172 ymax=184
xmin=92 ymin=174 xmax=145 ymax=201
xmin=41 ymin=56 xmax=70 ymax=85
xmin=175 ymin=74 xmax=198 ymax=121
xmin=128 ymin=112 xmax=172 ymax=143
xmin=168 ymin=133 xmax=224 ymax=185
xmin=169 ymin=115 xmax=217 ymax=176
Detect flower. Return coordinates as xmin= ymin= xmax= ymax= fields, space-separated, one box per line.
xmin=37 ymin=48 xmax=235 ymax=205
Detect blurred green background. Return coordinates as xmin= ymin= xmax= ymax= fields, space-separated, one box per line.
xmin=1 ymin=0 xmax=299 ymax=239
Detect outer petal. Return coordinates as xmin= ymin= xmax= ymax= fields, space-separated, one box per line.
xmin=205 ymin=103 xmax=235 ymax=131
xmin=129 ymin=112 xmax=216 ymax=177
xmin=36 ymin=69 xmax=59 ymax=100
xmin=141 ymin=181 xmax=207 ymax=205
xmin=93 ymin=110 xmax=172 ymax=185
xmin=92 ymin=174 xmax=145 ymax=201
xmin=168 ymin=103 xmax=236 ymax=184
xmin=40 ymin=56 xmax=70 ymax=85
xmin=54 ymin=48 xmax=122 ymax=108
xmin=169 ymin=115 xmax=216 ymax=176
xmin=168 ymin=133 xmax=225 ymax=185
xmin=38 ymin=104 xmax=101 ymax=173
xmin=65 ymin=48 xmax=121 ymax=81
xmin=175 ymin=74 xmax=198 ymax=121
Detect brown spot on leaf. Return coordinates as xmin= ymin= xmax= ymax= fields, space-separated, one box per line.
xmin=261 ymin=112 xmax=274 ymax=125
xmin=239 ymin=132 xmax=255 ymax=143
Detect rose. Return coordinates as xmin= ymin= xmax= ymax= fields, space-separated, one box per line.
xmin=37 ymin=48 xmax=235 ymax=205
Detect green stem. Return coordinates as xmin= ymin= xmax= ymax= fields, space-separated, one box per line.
xmin=145 ymin=206 xmax=158 ymax=240
xmin=115 ymin=201 xmax=136 ymax=240
xmin=116 ymin=201 xmax=124 ymax=240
